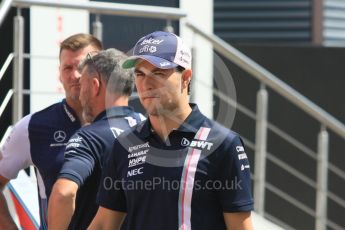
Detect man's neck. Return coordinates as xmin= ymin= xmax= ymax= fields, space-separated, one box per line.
xmin=106 ymin=95 xmax=129 ymax=109
xmin=92 ymin=95 xmax=129 ymax=121
xmin=149 ymin=104 xmax=192 ymax=141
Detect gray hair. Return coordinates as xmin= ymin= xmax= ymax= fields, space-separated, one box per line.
xmin=79 ymin=48 xmax=134 ymax=96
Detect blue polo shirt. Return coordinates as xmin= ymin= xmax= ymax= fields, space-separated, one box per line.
xmin=58 ymin=106 xmax=144 ymax=230
xmin=0 ymin=99 xmax=82 ymax=230
xmin=98 ymin=104 xmax=253 ymax=230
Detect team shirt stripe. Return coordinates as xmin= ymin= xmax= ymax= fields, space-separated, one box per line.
xmin=178 ymin=127 xmax=211 ymax=230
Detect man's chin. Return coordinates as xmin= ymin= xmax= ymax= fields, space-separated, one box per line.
xmin=70 ymin=94 xmax=81 ymax=101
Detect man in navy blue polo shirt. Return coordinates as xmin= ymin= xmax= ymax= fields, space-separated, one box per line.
xmin=89 ymin=31 xmax=253 ymax=230
xmin=0 ymin=33 xmax=102 ymax=230
xmin=48 ymin=48 xmax=145 ymax=230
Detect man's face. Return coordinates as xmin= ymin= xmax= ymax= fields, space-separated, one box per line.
xmin=134 ymin=60 xmax=184 ymax=116
xmin=59 ymin=45 xmax=97 ymax=102
xmin=78 ymin=66 xmax=96 ymax=123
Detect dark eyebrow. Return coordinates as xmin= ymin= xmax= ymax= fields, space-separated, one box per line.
xmin=134 ymin=68 xmax=144 ymax=74
xmin=135 ymin=66 xmax=167 ymax=71
xmin=151 ymin=68 xmax=168 ymax=72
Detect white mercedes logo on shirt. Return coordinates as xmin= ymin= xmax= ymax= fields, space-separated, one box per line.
xmin=54 ymin=130 xmax=67 ymax=142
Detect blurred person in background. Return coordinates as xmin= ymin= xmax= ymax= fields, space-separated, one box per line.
xmin=48 ymin=48 xmax=145 ymax=230
xmin=0 ymin=33 xmax=102 ymax=230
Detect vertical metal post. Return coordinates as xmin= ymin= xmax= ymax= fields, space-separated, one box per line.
xmin=92 ymin=14 xmax=103 ymax=42
xmin=12 ymin=9 xmax=24 ymax=124
xmin=316 ymin=126 xmax=329 ymax=230
xmin=254 ymin=84 xmax=268 ymax=215
xmin=164 ymin=19 xmax=174 ymax=33
xmin=312 ymin=0 xmax=324 ymax=45
xmin=0 ymin=0 xmax=13 ymax=27
xmin=189 ymin=31 xmax=197 ymax=103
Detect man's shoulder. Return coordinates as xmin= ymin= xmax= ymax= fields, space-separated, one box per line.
xmin=202 ymin=117 xmax=238 ymax=138
xmin=31 ymin=101 xmax=63 ymax=117
xmin=200 ymin=118 xmax=243 ymax=151
xmin=76 ymin=119 xmax=109 ymax=135
xmin=114 ymin=121 xmax=147 ymax=149
xmin=74 ymin=113 xmax=141 ymax=141
xmin=29 ymin=101 xmax=65 ymax=125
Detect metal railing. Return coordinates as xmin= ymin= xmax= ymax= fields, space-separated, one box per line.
xmin=185 ymin=21 xmax=345 ymax=230
xmin=0 ymin=53 xmax=13 ymax=82
xmin=12 ymin=0 xmax=187 ymax=20
xmin=0 ymin=52 xmax=14 ymax=119
xmin=185 ymin=21 xmax=345 ymax=140
xmin=217 ymin=83 xmax=345 ymax=229
xmin=1 ymin=0 xmax=345 ymax=229
xmin=0 ymin=0 xmax=13 ymax=26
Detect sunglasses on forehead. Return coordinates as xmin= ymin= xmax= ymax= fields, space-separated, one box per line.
xmin=86 ymin=51 xmax=99 ymax=65
xmin=85 ymin=51 xmax=102 ymax=86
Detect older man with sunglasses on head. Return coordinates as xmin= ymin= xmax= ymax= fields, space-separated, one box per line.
xmin=0 ymin=33 xmax=102 ymax=230
xmin=48 ymin=49 xmax=145 ymax=230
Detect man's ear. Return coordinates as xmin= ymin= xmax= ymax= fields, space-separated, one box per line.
xmin=92 ymin=77 xmax=102 ymax=96
xmin=181 ymin=69 xmax=192 ymax=89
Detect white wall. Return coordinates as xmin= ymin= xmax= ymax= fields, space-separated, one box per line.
xmin=30 ymin=2 xmax=89 ymax=113
xmin=180 ymin=0 xmax=213 ymax=119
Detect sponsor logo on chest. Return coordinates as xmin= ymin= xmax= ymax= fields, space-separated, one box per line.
xmin=50 ymin=130 xmax=68 ymax=147
xmin=127 ymin=167 xmax=144 ymax=177
xmin=180 ymin=137 xmax=213 ymax=150
xmin=127 ymin=142 xmax=150 ymax=177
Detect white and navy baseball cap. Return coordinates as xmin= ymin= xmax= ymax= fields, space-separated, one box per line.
xmin=122 ymin=31 xmax=192 ymax=70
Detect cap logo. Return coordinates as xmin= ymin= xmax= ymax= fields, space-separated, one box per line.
xmin=139 ymin=45 xmax=149 ymax=53
xmin=140 ymin=38 xmax=164 ymax=45
xmin=139 ymin=45 xmax=158 ymax=54
xmin=149 ymin=46 xmax=157 ymax=53
xmin=123 ymin=31 xmax=192 ymax=70
xmin=160 ymin=62 xmax=171 ymax=67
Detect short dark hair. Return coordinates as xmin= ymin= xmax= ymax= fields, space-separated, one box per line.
xmin=59 ymin=33 xmax=102 ymax=58
xmin=79 ymin=48 xmax=134 ymax=96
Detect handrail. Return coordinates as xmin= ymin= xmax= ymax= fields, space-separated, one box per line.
xmin=2 ymin=2 xmax=344 ymax=228
xmin=0 ymin=53 xmax=14 ymax=82
xmin=12 ymin=0 xmax=187 ymax=20
xmin=212 ymin=79 xmax=319 ymax=162
xmin=185 ymin=21 xmax=345 ymax=140
xmin=0 ymin=0 xmax=13 ymax=27
xmin=265 ymin=182 xmax=316 ymax=217
xmin=0 ymin=89 xmax=14 ymax=118
xmin=266 ymin=153 xmax=316 ymax=188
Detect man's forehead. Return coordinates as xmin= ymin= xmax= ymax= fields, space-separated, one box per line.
xmin=134 ymin=59 xmax=173 ymax=72
xmin=60 ymin=45 xmax=97 ymax=63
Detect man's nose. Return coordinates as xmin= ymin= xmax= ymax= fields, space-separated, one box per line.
xmin=73 ymin=68 xmax=81 ymax=80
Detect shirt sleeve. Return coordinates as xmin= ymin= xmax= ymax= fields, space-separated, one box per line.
xmin=58 ymin=130 xmax=98 ymax=186
xmin=97 ymin=140 xmax=127 ymax=212
xmin=0 ymin=114 xmax=33 ymax=180
xmin=217 ymin=135 xmax=254 ymax=212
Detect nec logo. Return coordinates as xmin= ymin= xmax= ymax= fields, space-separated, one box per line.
xmin=181 ymin=138 xmax=213 ymax=150
xmin=127 ymin=167 xmax=144 ymax=177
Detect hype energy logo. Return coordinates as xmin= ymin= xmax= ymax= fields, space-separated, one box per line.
xmin=181 ymin=138 xmax=213 ymax=151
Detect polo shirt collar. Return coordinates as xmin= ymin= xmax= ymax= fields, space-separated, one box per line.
xmin=62 ymin=99 xmax=79 ymax=123
xmin=137 ymin=103 xmax=206 ymax=139
xmin=93 ymin=106 xmax=134 ymax=122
